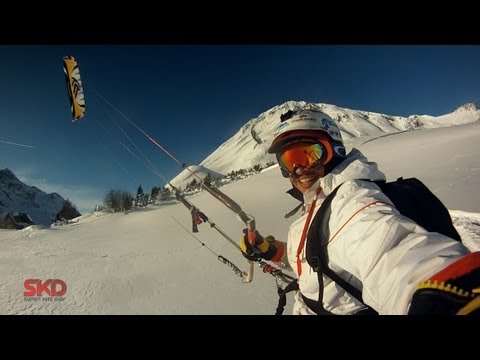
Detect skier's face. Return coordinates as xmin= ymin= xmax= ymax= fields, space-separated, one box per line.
xmin=289 ymin=162 xmax=324 ymax=193
xmin=277 ymin=141 xmax=327 ymax=193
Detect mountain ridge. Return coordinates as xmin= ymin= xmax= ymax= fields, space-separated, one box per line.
xmin=170 ymin=101 xmax=480 ymax=188
xmin=0 ymin=168 xmax=76 ymax=226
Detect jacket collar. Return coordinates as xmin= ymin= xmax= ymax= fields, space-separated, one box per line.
xmin=303 ymin=148 xmax=386 ymax=206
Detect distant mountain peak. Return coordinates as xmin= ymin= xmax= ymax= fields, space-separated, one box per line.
xmin=0 ymin=168 xmax=18 ymax=182
xmin=0 ymin=169 xmax=73 ymax=226
xmin=455 ymin=103 xmax=478 ymax=112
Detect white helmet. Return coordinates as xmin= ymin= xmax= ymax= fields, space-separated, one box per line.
xmin=268 ymin=109 xmax=343 ymax=154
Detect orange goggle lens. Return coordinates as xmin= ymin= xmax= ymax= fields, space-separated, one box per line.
xmin=277 ymin=141 xmax=332 ymax=177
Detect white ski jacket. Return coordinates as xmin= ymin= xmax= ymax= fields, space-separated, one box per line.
xmin=282 ymin=149 xmax=469 ymax=315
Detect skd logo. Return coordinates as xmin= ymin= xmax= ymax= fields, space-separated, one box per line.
xmin=24 ymin=279 xmax=67 ymax=297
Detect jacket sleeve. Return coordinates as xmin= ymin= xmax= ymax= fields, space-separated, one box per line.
xmin=326 ymin=179 xmax=470 ymax=314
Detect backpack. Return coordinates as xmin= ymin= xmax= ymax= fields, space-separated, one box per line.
xmin=304 ymin=177 xmax=462 ymax=315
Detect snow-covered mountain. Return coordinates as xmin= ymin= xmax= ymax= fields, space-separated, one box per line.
xmin=171 ymin=101 xmax=480 ymax=187
xmin=0 ymin=169 xmax=69 ymax=226
xmin=169 ymin=165 xmax=223 ymax=188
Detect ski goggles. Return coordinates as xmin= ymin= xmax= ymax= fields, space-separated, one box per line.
xmin=276 ymin=140 xmax=333 ymax=178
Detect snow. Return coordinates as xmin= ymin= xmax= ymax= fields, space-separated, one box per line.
xmin=172 ymin=101 xmax=480 ymax=187
xmin=0 ymin=120 xmax=479 ymax=314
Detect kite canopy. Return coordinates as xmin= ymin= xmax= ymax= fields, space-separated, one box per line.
xmin=63 ymin=56 xmax=85 ymax=121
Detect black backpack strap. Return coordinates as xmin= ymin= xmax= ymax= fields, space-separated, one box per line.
xmin=306 ymin=182 xmax=378 ymax=315
xmin=275 ymin=279 xmax=299 ymax=316
xmin=301 ymin=271 xmax=376 ymax=315
xmin=301 ymin=291 xmax=328 ymax=315
xmin=300 ymin=272 xmax=333 ymax=315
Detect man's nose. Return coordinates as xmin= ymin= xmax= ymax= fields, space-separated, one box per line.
xmin=293 ymin=164 xmax=306 ymax=176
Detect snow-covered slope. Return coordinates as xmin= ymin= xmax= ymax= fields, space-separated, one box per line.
xmin=169 ymin=165 xmax=223 ymax=188
xmin=420 ymin=103 xmax=480 ymax=127
xmin=0 ymin=122 xmax=479 ymax=314
xmin=0 ymin=169 xmax=66 ymax=226
xmin=171 ymin=101 xmax=480 ymax=188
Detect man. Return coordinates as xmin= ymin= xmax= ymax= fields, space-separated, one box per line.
xmin=240 ymin=108 xmax=480 ymax=315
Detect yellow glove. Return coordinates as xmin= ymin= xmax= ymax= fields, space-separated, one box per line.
xmin=240 ymin=229 xmax=284 ymax=262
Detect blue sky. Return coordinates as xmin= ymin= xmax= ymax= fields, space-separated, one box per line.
xmin=1 ymin=45 xmax=480 ymax=213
